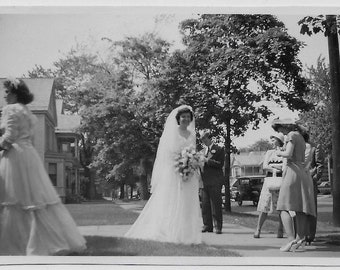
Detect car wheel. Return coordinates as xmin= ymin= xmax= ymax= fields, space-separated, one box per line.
xmin=238 ymin=199 xmax=242 ymax=206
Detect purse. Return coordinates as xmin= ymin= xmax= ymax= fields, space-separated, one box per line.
xmin=266 ymin=176 xmax=283 ymax=191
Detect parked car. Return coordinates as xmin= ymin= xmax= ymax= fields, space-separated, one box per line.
xmin=230 ymin=175 xmax=265 ymax=206
xmin=318 ymin=181 xmax=331 ymax=195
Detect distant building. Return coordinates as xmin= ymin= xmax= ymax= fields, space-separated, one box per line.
xmin=230 ymin=151 xmax=266 ymax=179
xmin=0 ymin=78 xmax=83 ymax=202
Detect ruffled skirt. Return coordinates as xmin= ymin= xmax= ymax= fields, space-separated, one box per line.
xmin=0 ymin=143 xmax=86 ymax=255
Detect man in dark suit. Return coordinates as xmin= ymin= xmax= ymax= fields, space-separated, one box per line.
xmin=306 ymin=142 xmax=324 ymax=243
xmin=301 ymin=129 xmax=324 ymax=244
xmin=200 ymin=131 xmax=225 ymax=234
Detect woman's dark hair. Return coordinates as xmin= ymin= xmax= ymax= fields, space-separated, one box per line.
xmin=299 ymin=127 xmax=310 ymax=143
xmin=3 ymin=78 xmax=34 ymax=105
xmin=175 ymin=107 xmax=194 ymax=125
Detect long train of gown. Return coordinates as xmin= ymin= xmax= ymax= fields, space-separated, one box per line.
xmin=125 ymin=135 xmax=202 ymax=244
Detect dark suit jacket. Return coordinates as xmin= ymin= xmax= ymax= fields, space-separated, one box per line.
xmin=201 ymin=144 xmax=225 ymax=187
xmin=310 ymin=144 xmax=324 ymax=181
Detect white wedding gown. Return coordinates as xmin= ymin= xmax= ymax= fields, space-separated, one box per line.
xmin=125 ymin=129 xmax=202 ymax=244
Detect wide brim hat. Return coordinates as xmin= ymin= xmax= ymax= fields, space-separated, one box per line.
xmin=270 ymin=133 xmax=285 ymax=145
xmin=271 ymin=118 xmax=298 ymax=131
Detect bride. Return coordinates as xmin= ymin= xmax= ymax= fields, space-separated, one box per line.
xmin=125 ymin=105 xmax=202 ymax=244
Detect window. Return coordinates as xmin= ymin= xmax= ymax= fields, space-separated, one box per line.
xmin=245 ymin=167 xmax=253 ymax=175
xmin=62 ymin=143 xmax=69 ymax=152
xmin=48 ymin=163 xmax=57 ymax=186
xmin=234 ymin=167 xmax=241 ymax=177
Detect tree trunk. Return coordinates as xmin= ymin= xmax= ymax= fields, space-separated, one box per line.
xmin=139 ymin=174 xmax=150 ymax=200
xmin=224 ymin=118 xmax=231 ymax=212
xmin=139 ymin=158 xmax=150 ymax=200
xmin=119 ymin=183 xmax=125 ymax=199
xmin=326 ymin=15 xmax=340 ymax=226
xmin=83 ymin=167 xmax=97 ymax=200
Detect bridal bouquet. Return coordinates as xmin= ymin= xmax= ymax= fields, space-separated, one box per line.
xmin=174 ymin=145 xmax=207 ymax=181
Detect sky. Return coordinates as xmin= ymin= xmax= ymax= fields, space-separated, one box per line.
xmin=0 ymin=4 xmax=338 ymax=148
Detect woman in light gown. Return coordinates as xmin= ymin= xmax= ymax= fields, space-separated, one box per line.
xmin=125 ymin=105 xmax=202 ymax=244
xmin=0 ymin=78 xmax=86 ymax=255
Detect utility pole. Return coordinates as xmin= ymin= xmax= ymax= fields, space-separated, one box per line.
xmin=224 ymin=119 xmax=231 ymax=212
xmin=326 ymin=15 xmax=340 ymax=226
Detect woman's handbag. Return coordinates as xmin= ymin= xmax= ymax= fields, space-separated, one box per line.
xmin=265 ymin=171 xmax=283 ymax=192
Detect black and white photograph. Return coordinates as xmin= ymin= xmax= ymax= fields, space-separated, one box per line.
xmin=0 ymin=0 xmax=340 ymax=269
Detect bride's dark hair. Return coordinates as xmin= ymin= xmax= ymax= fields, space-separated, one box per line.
xmin=175 ymin=107 xmax=194 ymax=125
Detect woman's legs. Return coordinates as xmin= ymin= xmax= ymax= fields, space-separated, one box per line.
xmin=280 ymin=211 xmax=295 ymax=241
xmin=254 ymin=212 xmax=268 ymax=237
xmin=277 ymin=214 xmax=284 ymax=238
xmin=279 ymin=210 xmax=297 ymax=251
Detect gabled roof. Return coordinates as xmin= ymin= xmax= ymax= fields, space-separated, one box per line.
xmin=56 ymin=114 xmax=81 ymax=134
xmin=231 ymin=151 xmax=266 ymax=167
xmin=55 ymin=99 xmax=81 ymax=134
xmin=0 ymin=78 xmax=57 ymax=125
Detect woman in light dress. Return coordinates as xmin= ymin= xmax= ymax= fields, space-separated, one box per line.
xmin=125 ymin=105 xmax=202 ymax=244
xmin=254 ymin=133 xmax=284 ymax=239
xmin=0 ymin=78 xmax=86 ymax=255
xmin=272 ymin=118 xmax=316 ymax=252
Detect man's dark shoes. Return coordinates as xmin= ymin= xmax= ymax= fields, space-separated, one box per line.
xmin=215 ymin=229 xmax=222 ymax=234
xmin=202 ymin=227 xmax=213 ymax=233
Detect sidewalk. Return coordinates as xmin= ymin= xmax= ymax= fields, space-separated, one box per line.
xmin=78 ymin=199 xmax=340 ymax=257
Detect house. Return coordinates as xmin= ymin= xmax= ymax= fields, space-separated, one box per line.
xmin=230 ymin=151 xmax=267 ymax=179
xmin=0 ymin=78 xmax=83 ymax=202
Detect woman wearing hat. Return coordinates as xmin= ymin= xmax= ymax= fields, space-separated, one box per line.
xmin=272 ymin=119 xmax=316 ymax=252
xmin=254 ymin=133 xmax=285 ymax=239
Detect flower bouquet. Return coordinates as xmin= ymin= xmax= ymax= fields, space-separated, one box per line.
xmin=174 ymin=145 xmax=207 ymax=181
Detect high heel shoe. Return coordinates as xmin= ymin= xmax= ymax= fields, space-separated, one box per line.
xmin=291 ymin=239 xmax=306 ymax=252
xmin=305 ymin=236 xmax=313 ymax=245
xmin=279 ymin=240 xmax=297 ymax=252
xmin=253 ymin=230 xmax=260 ymax=238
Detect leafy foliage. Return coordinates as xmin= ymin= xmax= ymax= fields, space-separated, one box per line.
xmin=299 ymin=15 xmax=340 ymax=36
xmin=299 ymin=57 xmax=332 ymax=152
xmin=238 ymin=139 xmax=273 ymax=153
xmin=177 ymin=14 xmax=310 ymax=142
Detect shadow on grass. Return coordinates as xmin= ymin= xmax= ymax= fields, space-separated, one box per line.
xmin=73 ymin=236 xmax=240 ymax=256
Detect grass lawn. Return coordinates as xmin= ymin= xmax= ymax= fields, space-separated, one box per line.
xmin=65 ymin=200 xmax=241 ymax=256
xmin=75 ymin=236 xmax=240 ymax=256
xmin=66 ymin=200 xmax=139 ymax=226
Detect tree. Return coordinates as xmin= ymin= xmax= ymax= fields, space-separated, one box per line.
xmin=102 ymin=33 xmax=173 ymax=199
xmin=26 ymin=46 xmax=115 ymax=200
xmin=106 ymin=32 xmax=171 ymax=81
xmin=238 ymin=139 xmax=273 ymax=153
xmin=299 ymin=15 xmax=340 ymax=226
xmin=174 ymin=14 xmax=311 ymax=211
xmin=299 ymin=57 xmax=332 ymax=152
